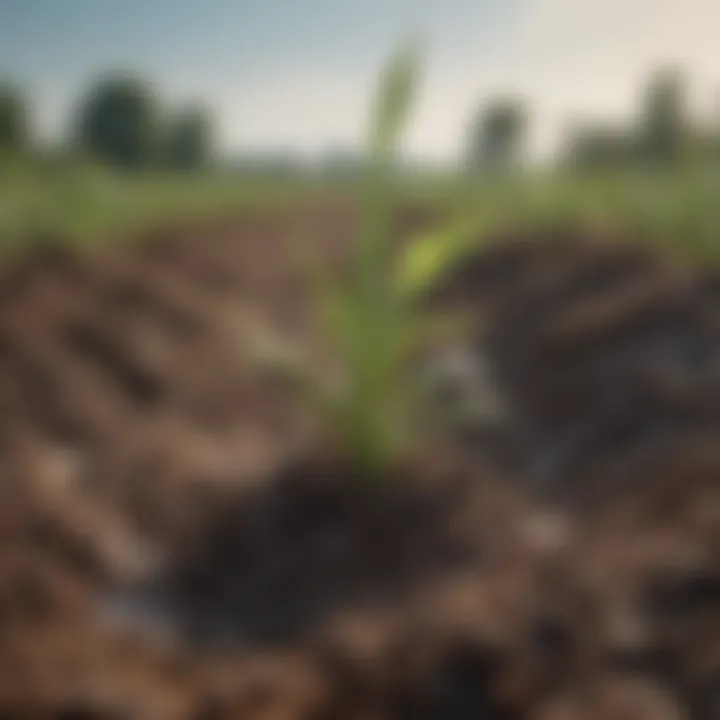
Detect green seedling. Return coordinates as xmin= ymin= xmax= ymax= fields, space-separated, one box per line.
xmin=252 ymin=44 xmax=482 ymax=478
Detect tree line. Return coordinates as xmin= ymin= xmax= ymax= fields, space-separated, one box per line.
xmin=466 ymin=66 xmax=720 ymax=173
xmin=0 ymin=75 xmax=213 ymax=170
xmin=1 ymin=65 xmax=718 ymax=173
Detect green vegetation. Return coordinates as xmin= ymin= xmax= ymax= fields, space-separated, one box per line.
xmin=75 ymin=76 xmax=160 ymax=168
xmin=395 ymin=167 xmax=720 ymax=303
xmin=564 ymin=65 xmax=714 ymax=170
xmin=303 ymin=44 xmax=430 ymax=476
xmin=312 ymin=44 xmax=443 ymax=476
xmin=0 ymin=84 xmax=28 ymax=151
xmin=641 ymin=67 xmax=689 ymax=165
xmin=0 ymin=157 xmax=327 ymax=248
xmin=469 ymin=166 xmax=720 ymax=262
xmin=467 ymin=97 xmax=528 ymax=175
xmin=1 ymin=47 xmax=720 ymax=262
xmin=72 ymin=76 xmax=216 ymax=171
xmin=3 ymin=153 xmax=720 ymax=263
xmin=257 ymin=45 xmax=471 ymax=477
xmin=164 ymin=106 xmax=213 ymax=171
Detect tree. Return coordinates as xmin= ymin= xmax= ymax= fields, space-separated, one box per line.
xmin=468 ymin=98 xmax=527 ymax=174
xmin=75 ymin=76 xmax=158 ymax=167
xmin=164 ymin=106 xmax=212 ymax=170
xmin=0 ymin=84 xmax=28 ymax=151
xmin=639 ymin=67 xmax=688 ymax=164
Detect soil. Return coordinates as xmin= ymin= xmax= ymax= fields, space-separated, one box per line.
xmin=0 ymin=207 xmax=719 ymax=718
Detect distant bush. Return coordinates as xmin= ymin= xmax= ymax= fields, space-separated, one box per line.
xmin=468 ymin=98 xmax=528 ymax=174
xmin=639 ymin=67 xmax=689 ymax=164
xmin=565 ymin=66 xmax=694 ymax=170
xmin=74 ymin=76 xmax=158 ymax=168
xmin=164 ymin=106 xmax=213 ymax=170
xmin=0 ymin=84 xmax=29 ymax=151
xmin=563 ymin=123 xmax=637 ymax=169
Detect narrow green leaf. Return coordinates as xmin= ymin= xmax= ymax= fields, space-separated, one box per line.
xmin=371 ymin=40 xmax=422 ymax=157
xmin=398 ymin=217 xmax=482 ymax=298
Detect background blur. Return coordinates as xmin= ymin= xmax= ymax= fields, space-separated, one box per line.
xmin=2 ymin=0 xmax=720 ymax=249
xmin=4 ymin=3 xmax=720 ymax=718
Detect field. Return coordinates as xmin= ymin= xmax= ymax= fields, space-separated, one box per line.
xmin=4 ymin=153 xmax=720 ymax=261
xmin=5 ymin=0 xmax=720 ymax=714
xmin=0 ymin=156 xmax=333 ymax=246
xmin=0 ymin=164 xmax=720 ymax=718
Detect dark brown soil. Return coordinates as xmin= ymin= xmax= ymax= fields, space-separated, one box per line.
xmin=435 ymin=231 xmax=720 ymax=500
xmin=0 ymin=208 xmax=719 ymax=718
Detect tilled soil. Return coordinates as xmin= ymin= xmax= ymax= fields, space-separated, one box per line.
xmin=0 ymin=209 xmax=719 ymax=718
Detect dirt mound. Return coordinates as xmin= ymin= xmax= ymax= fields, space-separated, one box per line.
xmin=154 ymin=457 xmax=484 ymax=647
xmin=437 ymin=232 xmax=720 ymax=504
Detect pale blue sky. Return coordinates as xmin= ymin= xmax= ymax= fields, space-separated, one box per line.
xmin=1 ymin=0 xmax=718 ymax=159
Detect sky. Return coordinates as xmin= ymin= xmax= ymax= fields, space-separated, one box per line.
xmin=1 ymin=0 xmax=720 ymax=161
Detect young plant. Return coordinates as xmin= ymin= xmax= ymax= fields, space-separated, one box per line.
xmin=312 ymin=44 xmax=422 ymax=476
xmin=253 ymin=45 xmax=480 ymax=478
xmin=305 ymin=44 xmax=484 ymax=477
